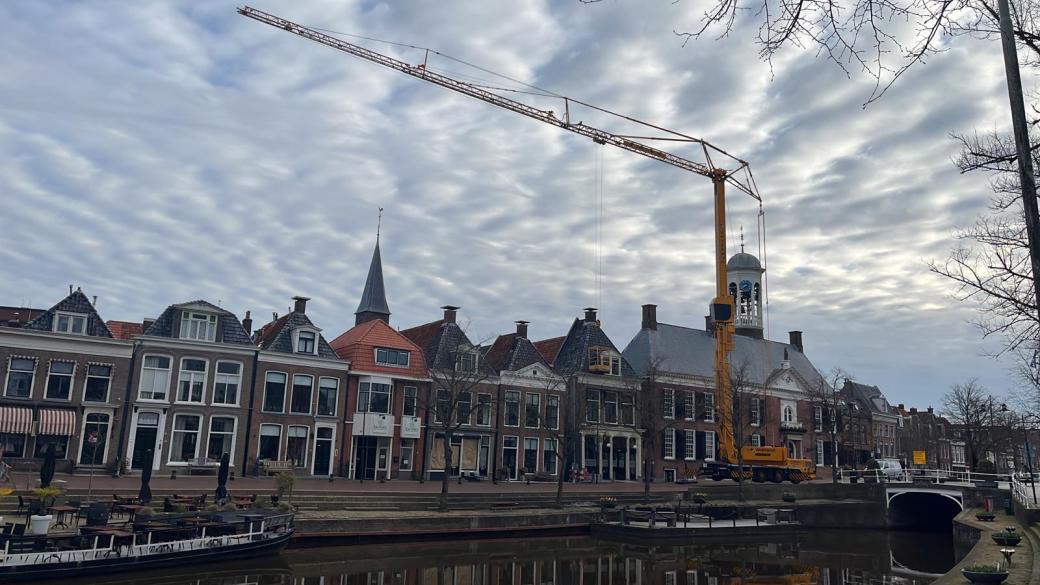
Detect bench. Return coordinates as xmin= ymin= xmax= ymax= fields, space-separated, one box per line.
xmin=489 ymin=502 xmax=521 ymax=511
xmin=260 ymin=459 xmax=294 ymax=475
xmin=186 ymin=457 xmax=218 ymax=476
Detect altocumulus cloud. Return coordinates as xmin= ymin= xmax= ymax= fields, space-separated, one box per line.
xmin=0 ymin=0 xmax=1018 ymax=407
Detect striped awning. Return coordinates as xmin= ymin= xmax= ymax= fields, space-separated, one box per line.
xmin=0 ymin=407 xmax=32 ymax=434
xmin=39 ymin=409 xmax=76 ymax=436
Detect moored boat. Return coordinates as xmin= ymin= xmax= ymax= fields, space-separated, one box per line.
xmin=0 ymin=509 xmax=294 ymax=582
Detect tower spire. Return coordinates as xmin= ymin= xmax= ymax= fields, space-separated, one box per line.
xmin=355 ymin=210 xmax=391 ymax=326
xmin=740 ymin=225 xmax=744 ymax=253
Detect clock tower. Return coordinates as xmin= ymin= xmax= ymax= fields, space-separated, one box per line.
xmin=727 ymin=248 xmax=765 ymax=339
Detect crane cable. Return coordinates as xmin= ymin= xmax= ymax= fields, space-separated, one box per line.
xmin=597 ymin=144 xmax=604 ymax=311
xmin=758 ymin=202 xmax=770 ymax=340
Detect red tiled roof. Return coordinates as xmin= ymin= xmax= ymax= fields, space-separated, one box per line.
xmin=106 ymin=320 xmax=144 ymax=340
xmin=253 ymin=314 xmax=289 ymax=348
xmin=484 ymin=333 xmax=516 ymax=372
xmin=330 ymin=319 xmax=429 ymax=378
xmin=399 ymin=320 xmax=444 ymax=352
xmin=533 ymin=336 xmax=565 ymax=366
xmin=0 ymin=306 xmax=42 ymax=326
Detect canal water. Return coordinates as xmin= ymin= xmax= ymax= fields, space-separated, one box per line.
xmin=60 ymin=529 xmax=967 ymax=585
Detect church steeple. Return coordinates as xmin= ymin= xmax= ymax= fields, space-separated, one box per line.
xmin=355 ymin=210 xmax=391 ymax=326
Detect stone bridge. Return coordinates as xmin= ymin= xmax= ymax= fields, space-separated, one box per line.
xmin=885 ymin=484 xmax=1007 ymax=529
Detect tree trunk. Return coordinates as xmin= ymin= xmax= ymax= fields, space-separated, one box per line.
xmin=736 ymin=455 xmax=744 ymax=502
xmin=642 ymin=435 xmax=652 ymax=502
xmin=555 ymin=455 xmax=565 ymax=508
xmin=439 ymin=433 xmax=452 ymax=512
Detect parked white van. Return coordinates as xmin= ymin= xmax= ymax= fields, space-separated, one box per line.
xmin=876 ymin=458 xmax=904 ymax=480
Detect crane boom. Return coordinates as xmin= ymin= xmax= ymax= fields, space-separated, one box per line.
xmin=238 ymin=5 xmax=758 ymax=466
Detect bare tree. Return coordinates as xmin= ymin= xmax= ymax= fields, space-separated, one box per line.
xmin=635 ymin=359 xmax=687 ymax=500
xmin=528 ymin=373 xmax=575 ymax=508
xmin=730 ymin=360 xmax=767 ymax=500
xmin=419 ymin=335 xmax=495 ymax=512
xmin=805 ymin=368 xmax=851 ymax=483
xmin=941 ymin=379 xmax=1009 ymax=469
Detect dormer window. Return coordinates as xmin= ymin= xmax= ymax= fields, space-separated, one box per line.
xmin=588 ymin=346 xmax=621 ymax=375
xmin=54 ymin=312 xmax=87 ymax=335
xmin=456 ymin=351 xmax=478 ymax=373
xmin=297 ymin=331 xmax=316 ymax=354
xmin=375 ymin=348 xmax=409 ymax=367
xmin=180 ymin=312 xmax=217 ymax=342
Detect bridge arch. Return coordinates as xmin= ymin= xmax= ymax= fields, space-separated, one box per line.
xmin=887 ymin=488 xmax=963 ymax=530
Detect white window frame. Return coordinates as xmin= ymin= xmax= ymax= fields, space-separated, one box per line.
xmin=374 ymin=347 xmax=409 ymax=367
xmin=663 ymin=428 xmax=675 ymax=460
xmin=44 ymin=360 xmax=76 ymax=401
xmin=523 ymin=437 xmax=539 ymax=474
xmin=286 ymin=425 xmax=310 ymax=468
xmin=53 ymin=311 xmax=87 ymax=335
xmin=82 ymin=363 xmax=113 ymax=403
xmin=684 ymin=430 xmax=696 ymax=460
xmin=750 ymin=398 xmax=761 ymax=427
xmin=782 ymin=405 xmax=795 ymax=423
xmin=290 ymin=374 xmax=314 ymax=415
xmin=477 ymin=392 xmax=493 ymax=426
xmin=609 ymin=356 xmax=621 ymax=376
xmin=205 ymin=415 xmax=238 ymax=465
xmin=545 ymin=394 xmax=559 ymax=430
xmin=816 ymin=440 xmax=824 ymax=466
xmin=663 ymin=389 xmax=675 ymax=419
xmin=684 ymin=391 xmax=695 ymax=421
xmin=504 ymin=391 xmax=520 ymax=427
xmin=750 ymin=434 xmax=763 ymax=447
xmin=814 ymin=405 xmax=823 ymax=427
xmin=78 ymin=409 xmax=112 ymax=466
xmin=175 ymin=357 xmax=208 ymax=404
xmin=293 ymin=329 xmax=318 ymax=355
xmin=180 ymin=311 xmax=218 ymax=342
xmin=399 ymin=438 xmax=415 ymax=471
xmin=403 ymin=386 xmax=418 ymax=417
xmin=703 ymin=392 xmax=715 ymax=423
xmin=705 ymin=431 xmax=716 ymax=461
xmin=543 ymin=438 xmax=559 ymax=476
xmin=316 ymin=377 xmax=339 ymax=417
xmin=212 ymin=360 xmax=242 ymax=407
xmin=258 ymin=423 xmax=283 ymax=461
xmin=4 ymin=356 xmax=37 ymax=399
xmin=357 ymin=379 xmax=392 ymax=414
xmin=524 ymin=393 xmax=540 ymax=429
xmin=138 ymin=354 xmax=172 ymax=402
xmin=167 ymin=413 xmax=203 ymax=465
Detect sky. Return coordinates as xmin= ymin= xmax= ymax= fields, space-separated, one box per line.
xmin=0 ymin=1 xmax=1021 ymax=409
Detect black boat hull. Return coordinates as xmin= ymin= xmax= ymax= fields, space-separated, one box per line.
xmin=0 ymin=529 xmax=294 ymax=583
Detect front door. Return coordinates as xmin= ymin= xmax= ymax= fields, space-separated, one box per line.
xmin=131 ymin=412 xmax=160 ymax=470
xmin=354 ymin=437 xmax=377 ymax=480
xmin=313 ymin=427 xmax=333 ymax=476
xmin=376 ymin=442 xmax=390 ymax=479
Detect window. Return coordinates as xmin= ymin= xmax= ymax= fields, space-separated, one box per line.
xmin=685 ymin=430 xmax=696 ymax=460
xmin=207 ymin=416 xmax=236 ymax=461
xmin=0 ymin=433 xmax=25 ymax=458
xmin=45 ymin=361 xmax=75 ymax=400
xmin=358 ymin=381 xmax=391 ymax=414
xmin=663 ymin=389 xmax=675 ymax=419
xmin=544 ymin=439 xmax=558 ymax=475
xmin=663 ymin=429 xmax=675 ymax=459
xmin=525 ymin=393 xmax=540 ymax=428
xmin=477 ymin=393 xmax=492 ymax=426
xmin=814 ymin=406 xmax=823 ymax=427
xmin=169 ymin=414 xmax=201 ymax=463
xmin=180 ymin=312 xmax=217 ymax=342
xmin=287 ymin=426 xmax=309 ymax=467
xmin=620 ymin=394 xmax=634 ymax=425
xmin=503 ymin=436 xmax=518 ymax=479
xmin=433 ymin=390 xmax=449 ymax=424
xmin=296 ymin=331 xmax=316 ymax=354
xmin=258 ymin=424 xmax=281 ymax=460
xmin=317 ymin=377 xmax=338 ymax=416
xmin=458 ymin=392 xmax=472 ymax=425
xmin=375 ymin=347 xmax=409 ymax=367
xmin=34 ymin=437 xmax=68 ymax=459
xmin=457 ymin=351 xmax=477 ymax=373
xmin=505 ymin=391 xmax=520 ymax=426
xmin=290 ymin=375 xmax=313 ymax=414
xmin=610 ymin=356 xmax=621 ymax=376
xmin=403 ymin=386 xmax=417 ymax=417
xmin=176 ymin=359 xmax=207 ymax=403
xmin=684 ymin=391 xmax=695 ymax=421
xmin=603 ymin=391 xmax=618 ymax=424
xmin=750 ymin=434 xmax=763 ymax=447
xmin=5 ymin=357 xmax=35 ymax=398
xmin=545 ymin=395 xmax=560 ymax=430
xmin=523 ymin=438 xmax=538 ymax=474
xmin=750 ymin=398 xmax=762 ymax=426
xmin=83 ymin=364 xmax=112 ymax=402
xmin=54 ymin=312 xmax=87 ymax=335
xmin=816 ymin=440 xmax=824 ymax=466
xmin=782 ymin=405 xmax=794 ymax=423
xmin=263 ymin=372 xmax=287 ymax=413
xmin=585 ymin=389 xmax=600 ymax=423
xmin=400 ymin=438 xmax=414 ymax=471
xmin=139 ymin=356 xmax=171 ymax=401
xmin=703 ymin=393 xmax=715 ymax=422
xmin=705 ymin=431 xmax=716 ymax=461
xmin=213 ymin=362 xmax=241 ymax=405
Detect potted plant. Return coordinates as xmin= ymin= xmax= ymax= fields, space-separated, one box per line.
xmin=961 ymin=564 xmax=1009 ymax=584
xmin=599 ymin=496 xmax=617 ymax=509
xmin=29 ymin=486 xmax=62 ymax=535
xmin=275 ymin=471 xmax=295 ymax=502
xmin=782 ymin=492 xmax=797 ymax=503
xmin=691 ymin=493 xmax=708 ymax=504
xmin=991 ymin=531 xmax=1022 ymax=546
xmin=975 ymin=511 xmax=996 ymax=522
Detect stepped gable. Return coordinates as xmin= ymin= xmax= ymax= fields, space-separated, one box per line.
xmin=143 ymin=299 xmax=252 ymax=345
xmin=24 ymin=288 xmax=113 ymax=338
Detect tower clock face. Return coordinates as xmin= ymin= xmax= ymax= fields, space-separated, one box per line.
xmin=739 ymin=279 xmax=753 ymax=293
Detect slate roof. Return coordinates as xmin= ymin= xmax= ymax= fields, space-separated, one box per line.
xmin=142 ymin=300 xmax=252 ymax=345
xmin=552 ymin=318 xmax=637 ymax=378
xmin=254 ymin=311 xmax=338 ymax=359
xmin=23 ymin=289 xmax=113 ymax=338
xmin=728 ymin=252 xmax=763 ymax=271
xmin=533 ymin=337 xmax=565 ymax=366
xmin=622 ymin=323 xmax=825 ymax=389
xmin=356 ymin=242 xmax=391 ymax=318
xmin=485 ymin=333 xmax=550 ymax=373
xmin=0 ymin=306 xmax=43 ymax=327
xmin=329 ymin=319 xmax=428 ymax=378
xmin=107 ymin=320 xmax=144 ymax=340
xmin=401 ymin=318 xmax=495 ymax=375
xmin=843 ymin=380 xmax=895 ymax=416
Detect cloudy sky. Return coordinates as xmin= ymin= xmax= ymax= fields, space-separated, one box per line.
xmin=0 ymin=1 xmax=1020 ymax=408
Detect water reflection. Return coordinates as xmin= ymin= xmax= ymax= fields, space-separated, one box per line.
xmin=56 ymin=530 xmax=963 ymax=585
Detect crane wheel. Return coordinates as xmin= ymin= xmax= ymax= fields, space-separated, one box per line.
xmin=769 ymin=469 xmax=782 ymax=483
xmin=753 ymin=469 xmax=766 ymax=483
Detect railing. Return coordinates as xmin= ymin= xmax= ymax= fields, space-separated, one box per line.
xmin=834 ymin=467 xmax=1013 ymax=486
xmin=1011 ymin=474 xmax=1040 ymax=509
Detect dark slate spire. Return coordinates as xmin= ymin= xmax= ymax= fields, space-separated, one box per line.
xmin=355 ymin=218 xmax=391 ymax=325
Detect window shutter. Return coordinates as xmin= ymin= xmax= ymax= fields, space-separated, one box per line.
xmin=675 ymin=392 xmax=685 ymax=419
xmin=675 ymin=430 xmax=685 ymax=459
xmin=822 ymin=407 xmax=832 ymax=428
xmin=696 ymin=431 xmax=706 ymax=460
xmin=661 ymin=430 xmax=668 ymax=459
xmin=695 ymin=392 xmax=705 ymax=421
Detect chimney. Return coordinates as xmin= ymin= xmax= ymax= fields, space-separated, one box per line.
xmin=442 ymin=305 xmax=459 ymax=324
xmin=705 ymin=315 xmax=713 ymax=332
xmin=898 ymin=403 xmax=905 ymax=411
xmin=788 ymin=331 xmax=803 ymax=353
xmin=910 ymin=407 xmax=918 ymax=415
xmin=92 ymin=295 xmax=98 ymax=307
xmin=515 ymin=320 xmax=529 ymax=338
xmin=584 ymin=307 xmax=598 ymax=323
xmin=68 ymin=284 xmax=73 ymax=295
xmin=292 ymin=296 xmax=310 ymax=314
xmin=242 ymin=310 xmax=253 ymax=336
xmin=641 ymin=304 xmax=658 ymax=330
xmin=927 ymin=407 xmax=934 ymax=414
xmin=272 ymin=312 xmax=278 ymax=322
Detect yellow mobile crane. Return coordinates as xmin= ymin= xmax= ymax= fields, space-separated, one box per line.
xmin=239 ymin=6 xmax=788 ymax=480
